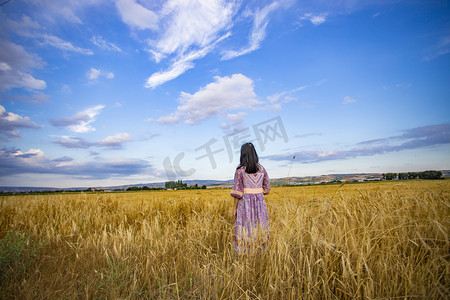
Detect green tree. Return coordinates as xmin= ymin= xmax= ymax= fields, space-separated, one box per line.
xmin=126 ymin=186 xmax=140 ymax=191
xmin=407 ymin=172 xmax=419 ymax=179
xmin=398 ymin=173 xmax=408 ymax=180
xmin=384 ymin=173 xmax=396 ymax=180
xmin=165 ymin=180 xmax=188 ymax=189
xmin=418 ymin=170 xmax=442 ymax=179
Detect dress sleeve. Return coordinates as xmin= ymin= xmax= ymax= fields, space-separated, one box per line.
xmin=231 ymin=168 xmax=244 ymax=199
xmin=262 ymin=166 xmax=270 ymax=195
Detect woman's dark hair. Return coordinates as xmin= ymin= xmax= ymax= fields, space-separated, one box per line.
xmin=238 ymin=142 xmax=259 ymax=173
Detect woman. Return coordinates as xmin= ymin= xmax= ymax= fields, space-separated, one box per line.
xmin=231 ymin=142 xmax=270 ymax=253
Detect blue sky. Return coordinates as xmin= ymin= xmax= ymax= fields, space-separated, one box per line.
xmin=0 ymin=0 xmax=449 ymax=188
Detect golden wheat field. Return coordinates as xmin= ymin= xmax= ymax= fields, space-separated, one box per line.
xmin=0 ymin=180 xmax=449 ymax=299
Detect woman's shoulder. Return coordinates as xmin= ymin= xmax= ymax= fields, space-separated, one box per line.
xmin=257 ymin=163 xmax=266 ymax=172
xmin=235 ymin=165 xmax=245 ymax=173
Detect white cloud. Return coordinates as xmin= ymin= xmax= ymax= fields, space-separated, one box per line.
xmin=49 ymin=105 xmax=105 ymax=133
xmin=0 ymin=40 xmax=46 ymax=91
xmin=41 ymin=34 xmax=93 ymax=55
xmin=424 ymin=35 xmax=450 ymax=61
xmin=138 ymin=130 xmax=160 ymax=141
xmin=54 ymin=136 xmax=94 ymax=149
xmin=152 ymin=0 xmax=234 ymax=56
xmin=0 ymin=147 xmax=151 ymax=179
xmin=267 ymin=124 xmax=450 ymax=164
xmin=86 ymin=68 xmax=114 ymax=81
xmin=222 ymin=1 xmax=280 ymax=60
xmin=54 ymin=132 xmax=132 ymax=149
xmin=16 ymin=72 xmax=47 ymax=90
xmin=146 ymin=60 xmax=193 ymax=89
xmin=144 ymin=0 xmax=236 ymax=88
xmin=91 ymin=35 xmax=123 ymax=52
xmin=29 ymin=92 xmax=49 ymax=103
xmin=98 ymin=133 xmax=132 ymax=149
xmin=294 ymin=132 xmax=323 ymax=139
xmin=146 ymin=33 xmax=230 ymax=88
xmin=267 ymin=92 xmax=289 ymax=110
xmin=39 ymin=2 xmax=82 ymax=24
xmin=5 ymin=13 xmax=93 ymax=55
xmin=0 ymin=92 xmax=50 ymax=104
xmin=0 ymin=62 xmax=11 ymax=71
xmin=224 ymin=111 xmax=247 ymax=126
xmin=4 ymin=14 xmax=42 ymax=37
xmin=28 ymin=1 xmax=106 ymax=24
xmin=299 ymin=13 xmax=327 ymax=26
xmin=115 ymin=1 xmax=291 ymax=87
xmin=219 ymin=111 xmax=248 ymax=130
xmin=13 ymin=148 xmax=45 ymax=158
xmin=158 ymin=73 xmax=260 ymax=125
xmin=265 ymin=85 xmax=305 ymax=110
xmin=115 ymin=0 xmax=159 ymax=30
xmin=87 ymin=68 xmax=101 ymax=80
xmin=220 ymin=122 xmax=230 ymax=129
xmin=310 ymin=15 xmax=326 ymax=25
xmin=343 ymin=96 xmax=356 ymax=104
xmin=69 ymin=105 xmax=104 ymax=133
xmin=0 ymin=105 xmax=40 ymax=139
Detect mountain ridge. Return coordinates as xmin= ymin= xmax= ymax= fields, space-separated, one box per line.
xmin=2 ymin=170 xmax=448 ymax=193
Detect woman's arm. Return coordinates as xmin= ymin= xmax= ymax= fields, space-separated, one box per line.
xmin=231 ymin=168 xmax=243 ymax=219
xmin=233 ymin=197 xmax=239 ymax=219
xmin=262 ymin=166 xmax=270 ymax=195
xmin=230 ymin=168 xmax=244 ymax=198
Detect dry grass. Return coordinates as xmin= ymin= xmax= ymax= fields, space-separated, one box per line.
xmin=0 ymin=180 xmax=449 ymax=299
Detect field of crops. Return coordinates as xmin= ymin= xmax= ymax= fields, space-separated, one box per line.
xmin=1 ymin=180 xmax=449 ymax=299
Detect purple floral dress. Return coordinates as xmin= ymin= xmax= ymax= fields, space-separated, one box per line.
xmin=231 ymin=164 xmax=270 ymax=253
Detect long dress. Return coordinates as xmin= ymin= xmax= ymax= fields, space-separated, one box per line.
xmin=231 ymin=164 xmax=270 ymax=253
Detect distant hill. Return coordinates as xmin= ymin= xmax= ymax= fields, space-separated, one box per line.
xmin=1 ymin=171 xmax=447 ymax=193
xmin=0 ymin=179 xmax=233 ymax=193
xmin=0 ymin=186 xmax=87 ymax=193
xmin=272 ymin=173 xmax=384 ymax=186
xmin=99 ymin=179 xmax=233 ymax=191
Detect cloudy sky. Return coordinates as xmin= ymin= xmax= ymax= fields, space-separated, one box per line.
xmin=0 ymin=0 xmax=449 ymax=188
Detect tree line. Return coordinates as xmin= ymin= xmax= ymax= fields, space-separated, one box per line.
xmin=125 ymin=186 xmax=165 ymax=191
xmin=382 ymin=170 xmax=443 ymax=180
xmin=164 ymin=180 xmax=206 ymax=190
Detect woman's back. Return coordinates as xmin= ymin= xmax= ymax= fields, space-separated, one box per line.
xmin=231 ymin=143 xmax=270 ymax=253
xmin=237 ymin=164 xmax=267 ymax=188
xmin=231 ymin=164 xmax=270 ymax=198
